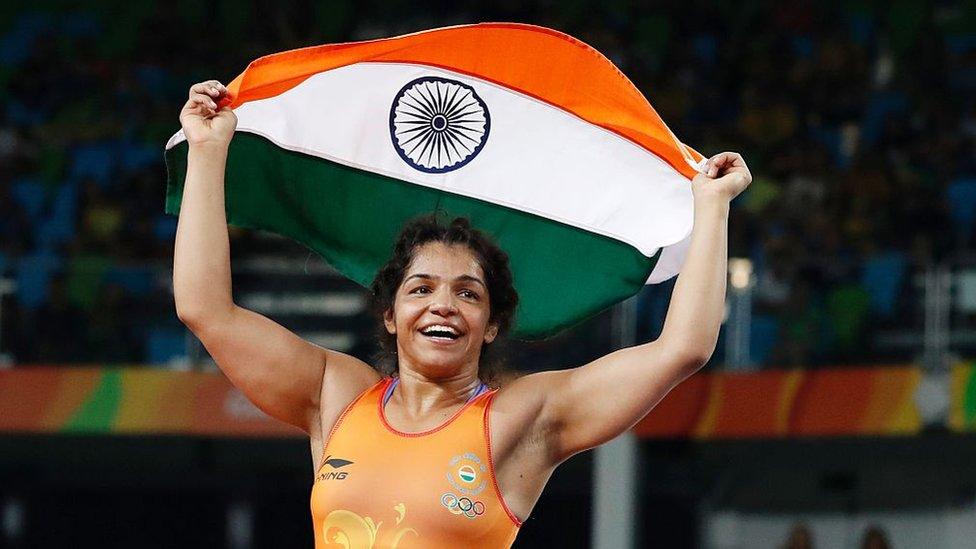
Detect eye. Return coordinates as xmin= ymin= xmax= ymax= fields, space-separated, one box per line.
xmin=460 ymin=290 xmax=479 ymax=299
xmin=410 ymin=286 xmax=431 ymax=294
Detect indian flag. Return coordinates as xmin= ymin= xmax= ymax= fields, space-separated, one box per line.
xmin=164 ymin=23 xmax=704 ymax=339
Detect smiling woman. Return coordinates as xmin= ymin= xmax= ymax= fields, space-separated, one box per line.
xmin=367 ymin=214 xmax=519 ymax=385
xmin=173 ymin=75 xmax=750 ymax=548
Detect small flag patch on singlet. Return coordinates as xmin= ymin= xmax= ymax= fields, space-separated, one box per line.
xmin=458 ymin=465 xmax=477 ymax=483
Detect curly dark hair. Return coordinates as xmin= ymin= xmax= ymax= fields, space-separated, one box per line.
xmin=367 ymin=212 xmax=519 ymax=385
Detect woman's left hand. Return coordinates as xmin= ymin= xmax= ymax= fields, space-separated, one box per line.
xmin=691 ymin=151 xmax=752 ymax=202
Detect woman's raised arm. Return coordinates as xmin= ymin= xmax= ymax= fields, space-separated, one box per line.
xmin=172 ymin=80 xmax=378 ymax=435
xmin=173 ymin=80 xmax=238 ymax=324
xmin=497 ymin=152 xmax=753 ymax=463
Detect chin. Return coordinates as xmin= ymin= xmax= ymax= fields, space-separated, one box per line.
xmin=414 ymin=350 xmax=473 ymax=376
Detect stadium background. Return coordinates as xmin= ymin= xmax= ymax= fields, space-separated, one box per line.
xmin=1 ymin=0 xmax=976 ymax=547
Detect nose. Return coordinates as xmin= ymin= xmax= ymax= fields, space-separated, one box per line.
xmin=429 ymin=286 xmax=458 ymax=316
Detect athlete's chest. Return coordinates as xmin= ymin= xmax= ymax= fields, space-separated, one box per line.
xmin=311 ymin=437 xmax=506 ymax=547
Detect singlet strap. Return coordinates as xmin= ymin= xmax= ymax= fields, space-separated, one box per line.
xmin=382 ymin=377 xmax=398 ymax=407
xmin=471 ymin=381 xmax=489 ymax=399
xmin=382 ymin=377 xmax=489 ymax=407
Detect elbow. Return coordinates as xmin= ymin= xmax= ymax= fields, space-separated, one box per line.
xmin=683 ymin=352 xmax=711 ymax=374
xmin=657 ymin=336 xmax=715 ymax=374
xmin=668 ymin=344 xmax=714 ymax=376
xmin=175 ymin=301 xmax=228 ymax=333
xmin=684 ymin=341 xmax=718 ymax=372
xmin=175 ymin=302 xmax=203 ymax=331
xmin=693 ymin=339 xmax=718 ymax=366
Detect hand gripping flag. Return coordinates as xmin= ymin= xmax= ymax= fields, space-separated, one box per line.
xmin=164 ymin=23 xmax=705 ymax=339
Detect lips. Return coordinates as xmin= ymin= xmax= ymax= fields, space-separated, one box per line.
xmin=421 ymin=332 xmax=463 ymax=345
xmin=418 ymin=325 xmax=464 ymax=345
xmin=419 ymin=324 xmax=462 ymax=339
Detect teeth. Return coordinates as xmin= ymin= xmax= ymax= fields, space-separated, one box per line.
xmin=421 ymin=324 xmax=459 ymax=335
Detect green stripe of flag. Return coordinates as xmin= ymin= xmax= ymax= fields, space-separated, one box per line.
xmin=165 ymin=132 xmax=657 ymax=338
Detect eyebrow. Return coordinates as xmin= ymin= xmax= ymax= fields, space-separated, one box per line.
xmin=404 ymin=273 xmax=487 ymax=290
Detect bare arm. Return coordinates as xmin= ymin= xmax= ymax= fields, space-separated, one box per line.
xmin=172 ymin=82 xmax=237 ymax=328
xmin=500 ymin=152 xmax=752 ymax=462
xmin=172 ymin=81 xmax=376 ymax=434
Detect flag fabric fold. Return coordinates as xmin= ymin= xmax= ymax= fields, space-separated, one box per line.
xmin=165 ymin=22 xmax=704 ymax=339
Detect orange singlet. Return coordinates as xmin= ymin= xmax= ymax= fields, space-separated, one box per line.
xmin=310 ymin=377 xmax=522 ymax=548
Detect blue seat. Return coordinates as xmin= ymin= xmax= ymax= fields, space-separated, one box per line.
xmin=861 ymin=91 xmax=906 ymax=146
xmin=947 ymin=178 xmax=976 ymax=237
xmin=791 ymin=35 xmax=814 ymax=58
xmin=146 ymin=327 xmax=188 ymax=364
xmin=692 ymin=34 xmax=717 ymax=65
xmin=11 ymin=179 xmax=46 ymax=221
xmin=845 ymin=13 xmax=875 ymax=46
xmin=14 ymin=252 xmax=62 ymax=309
xmin=0 ymin=27 xmax=32 ymax=67
xmin=37 ymin=182 xmax=79 ymax=250
xmin=946 ymin=33 xmax=976 ymax=55
xmin=135 ymin=64 xmax=170 ymax=92
xmin=153 ymin=215 xmax=178 ymax=242
xmin=861 ymin=251 xmax=907 ymax=318
xmin=106 ymin=265 xmax=154 ymax=296
xmin=0 ymin=12 xmax=54 ymax=67
xmin=69 ymin=142 xmax=115 ymax=186
xmin=810 ymin=126 xmax=844 ymax=168
xmin=59 ymin=10 xmax=100 ymax=38
xmin=118 ymin=140 xmax=161 ymax=173
xmin=750 ymin=314 xmax=781 ymax=365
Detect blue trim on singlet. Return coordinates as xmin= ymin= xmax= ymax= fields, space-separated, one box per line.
xmin=382 ymin=377 xmax=488 ymax=407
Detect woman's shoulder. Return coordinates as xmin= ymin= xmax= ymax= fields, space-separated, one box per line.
xmin=491 ymin=369 xmax=562 ymax=415
xmin=317 ymin=351 xmax=385 ymax=424
xmin=321 ymin=349 xmax=387 ymax=408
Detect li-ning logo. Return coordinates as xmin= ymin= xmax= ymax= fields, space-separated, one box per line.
xmin=316 ymin=455 xmax=354 ymax=481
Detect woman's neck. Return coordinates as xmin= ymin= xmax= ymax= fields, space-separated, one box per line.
xmin=391 ymin=368 xmax=483 ymax=417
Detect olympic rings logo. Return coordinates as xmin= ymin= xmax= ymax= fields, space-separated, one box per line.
xmin=440 ymin=492 xmax=486 ymax=519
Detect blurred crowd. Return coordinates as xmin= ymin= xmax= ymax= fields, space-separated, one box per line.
xmin=1 ymin=1 xmax=974 ymax=368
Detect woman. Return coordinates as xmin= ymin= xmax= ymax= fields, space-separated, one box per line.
xmin=174 ymin=80 xmax=751 ymax=548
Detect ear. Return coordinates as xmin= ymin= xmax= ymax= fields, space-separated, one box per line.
xmin=484 ymin=323 xmax=498 ymax=344
xmin=384 ymin=308 xmax=396 ymax=335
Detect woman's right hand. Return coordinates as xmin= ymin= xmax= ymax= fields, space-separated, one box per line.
xmin=179 ymin=80 xmax=237 ymax=147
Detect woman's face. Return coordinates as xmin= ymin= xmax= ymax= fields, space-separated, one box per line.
xmin=384 ymin=241 xmax=497 ymax=379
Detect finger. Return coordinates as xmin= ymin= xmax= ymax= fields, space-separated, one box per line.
xmin=206 ymin=80 xmax=228 ymax=98
xmin=183 ymin=99 xmax=215 ymax=119
xmin=712 ymin=152 xmax=745 ymax=169
xmin=700 ymin=159 xmax=711 ymax=177
xmin=190 ymin=92 xmax=218 ymax=110
xmin=182 ymin=98 xmax=206 ymax=115
xmin=704 ymin=157 xmax=719 ymax=178
xmin=189 ymin=82 xmax=211 ymax=97
xmin=190 ymin=81 xmax=225 ymax=98
xmin=710 ymin=152 xmax=748 ymax=177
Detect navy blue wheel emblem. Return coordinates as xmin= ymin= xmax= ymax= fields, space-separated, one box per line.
xmin=390 ymin=76 xmax=490 ymax=173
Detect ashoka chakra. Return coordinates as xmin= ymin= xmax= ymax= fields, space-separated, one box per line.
xmin=389 ymin=77 xmax=490 ymax=173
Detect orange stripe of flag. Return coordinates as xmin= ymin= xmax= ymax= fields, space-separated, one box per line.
xmin=220 ymin=23 xmax=702 ymax=180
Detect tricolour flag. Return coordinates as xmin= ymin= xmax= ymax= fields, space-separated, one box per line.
xmin=165 ymin=23 xmax=704 ymax=339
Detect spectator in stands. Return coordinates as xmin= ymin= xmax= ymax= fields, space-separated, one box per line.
xmin=781 ymin=522 xmax=814 ymax=549
xmin=860 ymin=525 xmax=891 ymax=549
